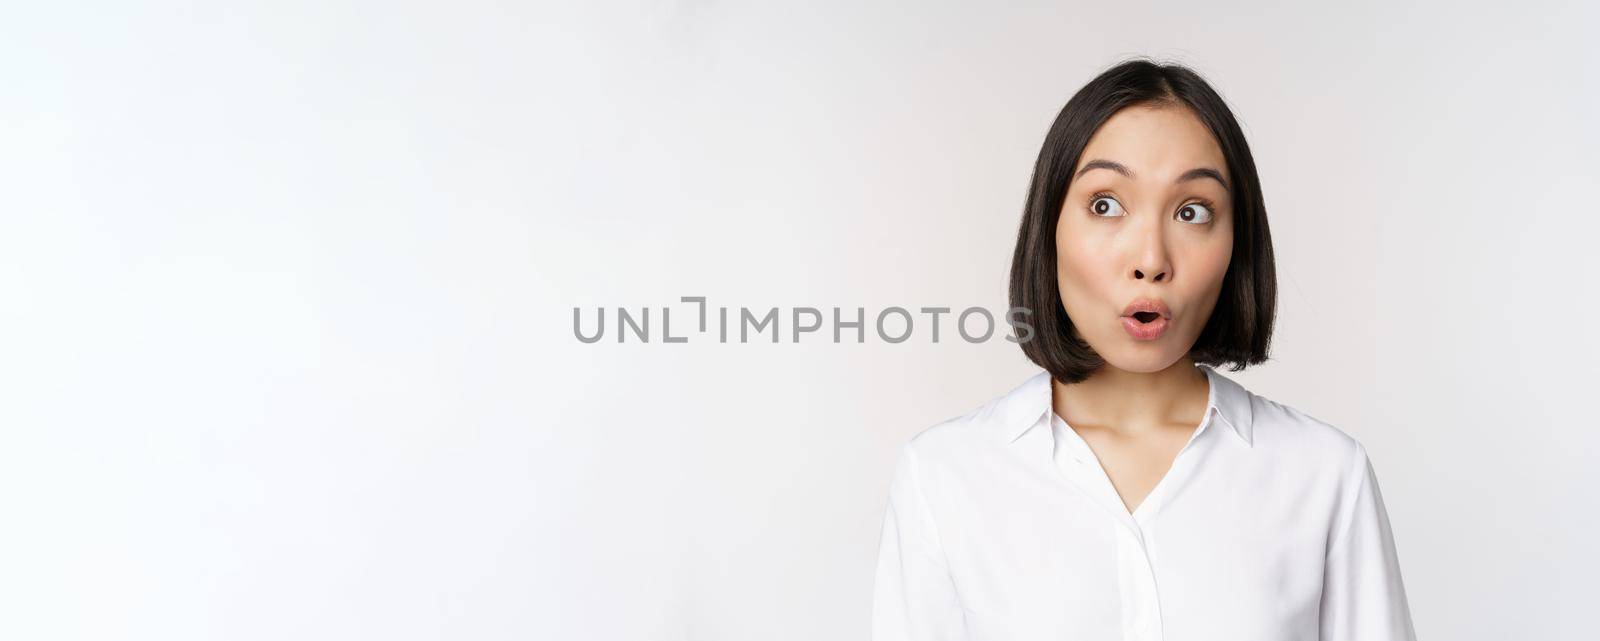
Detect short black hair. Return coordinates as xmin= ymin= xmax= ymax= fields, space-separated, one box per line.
xmin=1009 ymin=58 xmax=1277 ymax=384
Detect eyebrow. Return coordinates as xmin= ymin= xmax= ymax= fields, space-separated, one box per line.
xmin=1075 ymin=158 xmax=1230 ymax=191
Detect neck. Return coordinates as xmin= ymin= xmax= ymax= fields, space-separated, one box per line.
xmin=1051 ymin=356 xmax=1209 ymax=437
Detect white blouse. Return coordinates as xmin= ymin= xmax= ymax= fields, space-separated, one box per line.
xmin=871 ymin=364 xmax=1416 ymax=641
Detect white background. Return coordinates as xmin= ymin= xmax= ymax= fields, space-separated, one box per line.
xmin=3 ymin=1 xmax=1597 ymax=639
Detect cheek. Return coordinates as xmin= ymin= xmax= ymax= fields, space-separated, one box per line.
xmin=1185 ymin=238 xmax=1234 ymax=320
xmin=1199 ymin=234 xmax=1234 ymax=290
xmin=1055 ymin=221 xmax=1115 ymax=308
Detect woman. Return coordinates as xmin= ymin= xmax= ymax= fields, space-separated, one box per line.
xmin=871 ymin=60 xmax=1416 ymax=641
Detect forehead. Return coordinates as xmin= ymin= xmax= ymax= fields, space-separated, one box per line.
xmin=1075 ymin=104 xmax=1227 ymax=181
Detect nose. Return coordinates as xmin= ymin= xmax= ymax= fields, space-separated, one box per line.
xmin=1129 ymin=218 xmax=1172 ymax=283
xmin=1134 ymin=267 xmax=1166 ymax=282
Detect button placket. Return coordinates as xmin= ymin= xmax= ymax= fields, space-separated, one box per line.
xmin=1117 ymin=523 xmax=1164 ymax=641
xmin=1052 ymin=411 xmax=1217 ymax=641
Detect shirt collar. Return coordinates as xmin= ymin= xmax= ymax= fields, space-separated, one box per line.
xmin=997 ymin=364 xmax=1255 ymax=447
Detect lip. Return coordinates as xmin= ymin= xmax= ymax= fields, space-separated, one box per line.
xmin=1120 ymin=298 xmax=1172 ymax=341
xmin=1121 ymin=315 xmax=1169 ymax=341
xmin=1120 ymin=298 xmax=1173 ymax=319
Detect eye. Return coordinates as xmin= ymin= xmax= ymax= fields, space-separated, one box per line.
xmin=1176 ymin=201 xmax=1214 ymax=224
xmin=1088 ymin=194 xmax=1125 ymax=217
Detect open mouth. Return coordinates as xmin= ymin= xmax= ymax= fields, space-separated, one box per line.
xmin=1131 ymin=311 xmax=1161 ymax=324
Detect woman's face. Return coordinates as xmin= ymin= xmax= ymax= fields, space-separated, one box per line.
xmin=1056 ymin=104 xmax=1235 ymax=373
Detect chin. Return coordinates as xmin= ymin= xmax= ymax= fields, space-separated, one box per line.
xmin=1098 ymin=346 xmax=1186 ymax=374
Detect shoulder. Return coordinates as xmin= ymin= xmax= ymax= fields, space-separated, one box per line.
xmin=1245 ymin=386 xmax=1374 ymax=480
xmin=895 ymin=371 xmax=1045 ymax=467
xmin=901 ymin=392 xmax=1006 ymax=459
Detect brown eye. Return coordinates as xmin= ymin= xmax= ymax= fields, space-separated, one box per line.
xmin=1089 ymin=195 xmax=1125 ymax=217
xmin=1177 ymin=202 xmax=1213 ymax=224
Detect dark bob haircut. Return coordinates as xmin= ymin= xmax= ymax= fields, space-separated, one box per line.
xmin=1009 ymin=59 xmax=1277 ymax=384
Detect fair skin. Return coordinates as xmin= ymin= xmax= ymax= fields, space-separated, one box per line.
xmin=1051 ymin=102 xmax=1235 ymax=515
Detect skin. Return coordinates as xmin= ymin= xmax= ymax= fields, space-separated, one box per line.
xmin=1050 ymin=103 xmax=1236 ymax=515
